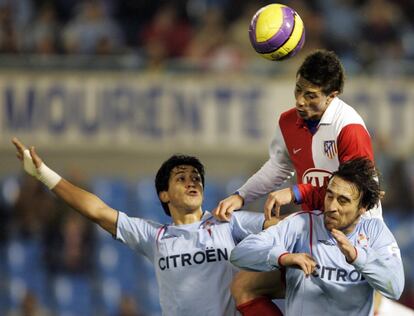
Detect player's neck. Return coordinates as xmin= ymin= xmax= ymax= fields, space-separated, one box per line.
xmin=171 ymin=208 xmax=203 ymax=225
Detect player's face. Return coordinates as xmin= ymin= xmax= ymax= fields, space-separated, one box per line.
xmin=294 ymin=75 xmax=337 ymax=121
xmin=164 ymin=165 xmax=203 ymax=214
xmin=323 ymin=176 xmax=366 ymax=234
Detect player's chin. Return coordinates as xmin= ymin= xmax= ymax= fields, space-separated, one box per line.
xmin=185 ymin=198 xmax=202 ymax=209
xmin=324 ymin=218 xmax=337 ymax=231
xmin=296 ymin=110 xmax=309 ymax=120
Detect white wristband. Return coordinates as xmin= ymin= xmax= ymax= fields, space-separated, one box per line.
xmin=23 ymin=149 xmax=62 ymax=189
xmin=37 ymin=163 xmax=62 ymax=189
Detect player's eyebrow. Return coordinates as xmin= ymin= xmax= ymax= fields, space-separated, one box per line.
xmin=326 ymin=188 xmax=352 ymax=202
xmin=296 ymin=83 xmax=320 ymax=94
xmin=172 ymin=169 xmax=187 ymax=177
xmin=172 ymin=167 xmax=199 ymax=177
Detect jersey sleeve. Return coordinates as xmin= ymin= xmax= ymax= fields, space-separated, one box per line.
xmin=337 ymin=124 xmax=374 ymax=163
xmin=230 ymin=211 xmax=265 ymax=243
xmin=230 ymin=212 xmax=307 ymax=272
xmin=293 ymin=183 xmax=325 ymax=210
xmin=237 ymin=124 xmax=295 ymax=204
xmin=115 ymin=211 xmax=161 ymax=260
xmin=351 ymin=219 xmax=404 ymax=300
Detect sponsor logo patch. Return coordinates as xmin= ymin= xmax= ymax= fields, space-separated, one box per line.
xmin=302 ymin=168 xmax=332 ymax=188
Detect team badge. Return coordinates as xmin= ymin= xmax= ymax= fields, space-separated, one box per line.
xmin=203 ymin=220 xmax=214 ymax=236
xmin=323 ymin=140 xmax=337 ymax=159
xmin=357 ymin=233 xmax=369 ymax=248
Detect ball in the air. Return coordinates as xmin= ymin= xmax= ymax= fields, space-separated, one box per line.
xmin=249 ymin=3 xmax=305 ymax=61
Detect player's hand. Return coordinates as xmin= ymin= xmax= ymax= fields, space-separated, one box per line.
xmin=263 ymin=217 xmax=281 ymax=229
xmin=279 ymin=253 xmax=316 ymax=276
xmin=264 ymin=188 xmax=294 ymax=221
xmin=331 ymin=229 xmax=357 ymax=263
xmin=213 ymin=194 xmax=244 ymax=221
xmin=12 ymin=137 xmax=43 ymax=171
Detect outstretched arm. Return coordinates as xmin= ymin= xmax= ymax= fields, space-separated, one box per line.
xmin=231 ymin=213 xmax=316 ymax=276
xmin=12 ymin=137 xmax=118 ymax=235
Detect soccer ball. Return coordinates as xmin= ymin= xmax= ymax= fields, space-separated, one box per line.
xmin=249 ymin=4 xmax=305 ymax=61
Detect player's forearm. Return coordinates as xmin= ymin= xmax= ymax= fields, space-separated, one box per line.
xmin=12 ymin=139 xmax=118 ymax=235
xmin=231 ymin=244 xmax=275 ymax=272
xmin=52 ymin=179 xmax=118 ymax=234
xmin=231 ymin=230 xmax=281 ymax=272
xmin=238 ymin=158 xmax=293 ymax=204
xmin=263 ymin=217 xmax=280 ymax=229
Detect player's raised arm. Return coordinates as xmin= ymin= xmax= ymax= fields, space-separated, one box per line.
xmin=12 ymin=137 xmax=118 ymax=235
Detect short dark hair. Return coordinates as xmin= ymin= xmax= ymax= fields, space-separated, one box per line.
xmin=297 ymin=49 xmax=345 ymax=95
xmin=155 ymin=154 xmax=205 ymax=216
xmin=331 ymin=158 xmax=380 ymax=210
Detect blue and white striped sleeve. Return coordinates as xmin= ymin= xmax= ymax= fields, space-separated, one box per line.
xmin=115 ymin=211 xmax=161 ymax=259
xmin=352 ymin=219 xmax=405 ymax=300
xmin=230 ymin=211 xmax=265 ymax=243
xmin=230 ymin=213 xmax=307 ymax=271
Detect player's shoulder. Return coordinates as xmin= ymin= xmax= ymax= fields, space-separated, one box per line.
xmin=359 ymin=216 xmax=383 ymax=226
xmin=333 ymin=98 xmax=365 ymax=125
xmin=231 ymin=210 xmax=263 ymax=222
xmin=279 ymin=108 xmax=297 ymax=121
xmin=200 ymin=211 xmax=230 ymax=226
xmin=118 ymin=211 xmax=164 ymax=232
xmin=201 ymin=210 xmax=260 ymax=226
xmin=278 ymin=108 xmax=298 ymax=132
xmin=283 ymin=210 xmax=323 ymax=225
xmin=358 ymin=216 xmax=386 ymax=235
xmin=291 ymin=210 xmax=323 ymax=217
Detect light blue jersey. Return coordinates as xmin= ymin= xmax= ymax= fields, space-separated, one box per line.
xmin=116 ymin=210 xmax=264 ymax=316
xmin=231 ymin=211 xmax=404 ymax=316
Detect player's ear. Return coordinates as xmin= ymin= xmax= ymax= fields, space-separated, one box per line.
xmin=159 ymin=191 xmax=169 ymax=203
xmin=358 ymin=205 xmax=367 ymax=216
xmin=328 ymin=91 xmax=339 ymax=100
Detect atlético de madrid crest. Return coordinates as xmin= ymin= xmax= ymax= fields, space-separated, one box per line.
xmin=323 ymin=140 xmax=337 ymax=159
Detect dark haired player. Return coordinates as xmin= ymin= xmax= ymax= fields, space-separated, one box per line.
xmin=214 ymin=49 xmax=382 ymax=315
xmin=12 ymin=138 xmax=276 ymax=316
xmin=215 ymin=49 xmax=380 ymax=220
xmin=231 ymin=158 xmax=404 ymax=316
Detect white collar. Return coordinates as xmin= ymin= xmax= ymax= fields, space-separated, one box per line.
xmin=319 ymin=97 xmax=340 ymax=125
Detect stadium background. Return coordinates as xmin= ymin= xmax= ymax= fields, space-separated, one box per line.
xmin=0 ymin=0 xmax=413 ymax=315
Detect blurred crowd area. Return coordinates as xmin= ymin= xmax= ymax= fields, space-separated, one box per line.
xmin=0 ymin=0 xmax=413 ymax=73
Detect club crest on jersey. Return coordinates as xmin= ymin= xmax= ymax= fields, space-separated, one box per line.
xmin=323 ymin=140 xmax=337 ymax=159
xmin=357 ymin=233 xmax=369 ymax=248
xmin=203 ymin=220 xmax=214 ymax=236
